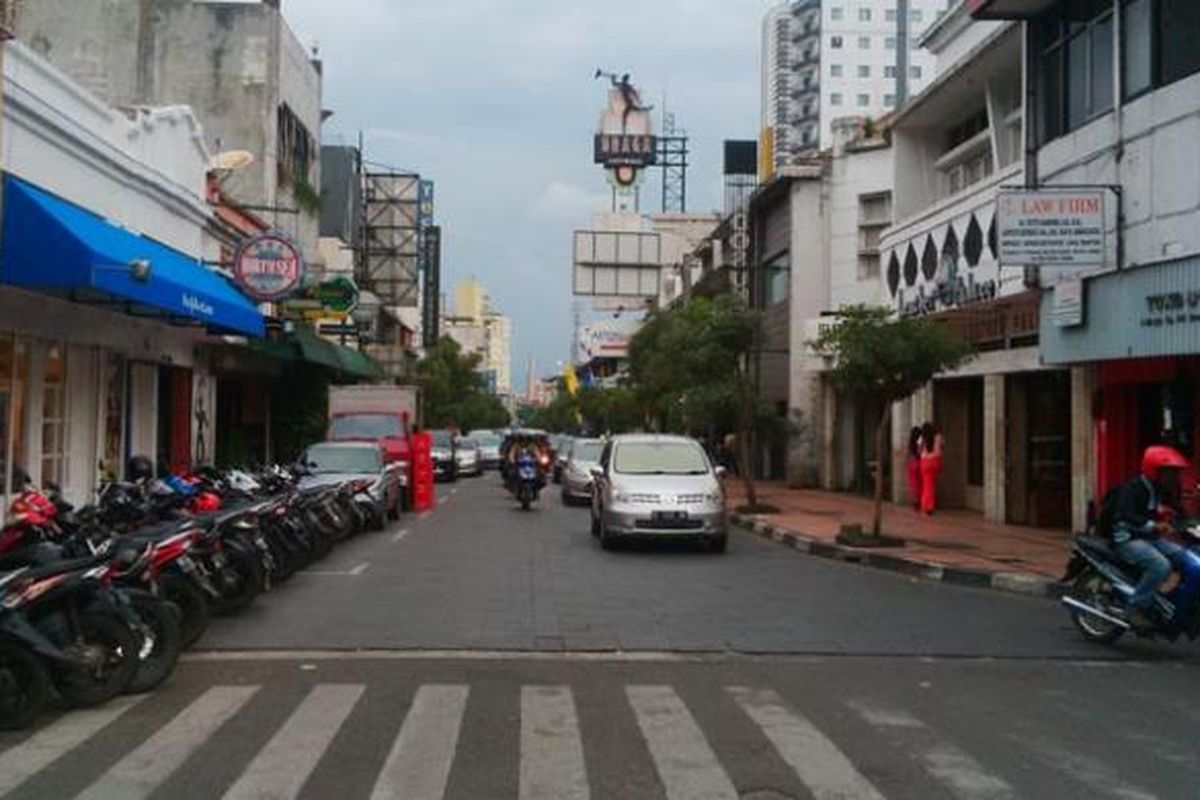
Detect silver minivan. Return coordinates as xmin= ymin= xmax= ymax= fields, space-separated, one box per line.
xmin=590 ymin=434 xmax=727 ymax=552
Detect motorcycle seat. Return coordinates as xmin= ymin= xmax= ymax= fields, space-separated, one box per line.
xmin=4 ymin=555 xmax=100 ymax=581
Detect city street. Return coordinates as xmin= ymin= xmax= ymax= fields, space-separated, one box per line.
xmin=2 ymin=477 xmax=1198 ymax=799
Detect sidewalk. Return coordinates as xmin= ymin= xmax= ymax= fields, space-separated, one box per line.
xmin=725 ymin=482 xmax=1072 ymax=597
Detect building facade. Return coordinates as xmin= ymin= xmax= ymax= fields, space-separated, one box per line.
xmin=761 ymin=0 xmax=946 ymax=171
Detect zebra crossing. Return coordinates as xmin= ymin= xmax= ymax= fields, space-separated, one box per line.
xmin=0 ymin=675 xmax=1173 ymax=800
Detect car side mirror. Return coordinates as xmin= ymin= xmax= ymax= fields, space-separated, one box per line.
xmin=714 ymin=466 xmax=727 ymax=479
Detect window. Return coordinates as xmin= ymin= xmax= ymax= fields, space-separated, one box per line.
xmin=830 ymin=35 xmax=844 ymax=49
xmin=1035 ymin=3 xmax=1114 ymax=142
xmin=102 ymin=354 xmax=126 ymax=481
xmin=831 ymin=63 xmax=844 ymax=77
xmin=763 ymin=253 xmax=790 ymax=305
xmin=885 ymin=36 xmax=897 ymax=49
xmin=858 ymin=65 xmax=871 ymax=78
xmin=858 ymin=36 xmax=871 ymax=49
xmin=831 ymin=92 xmax=844 ymax=106
xmin=276 ymin=103 xmax=314 ymax=187
xmin=858 ymin=8 xmax=871 ymax=21
xmin=885 ymin=65 xmax=897 ymax=78
xmin=885 ymin=9 xmax=897 ymax=21
xmin=910 ymin=65 xmax=923 ymax=79
xmin=1122 ymin=0 xmax=1200 ymax=100
xmin=911 ymin=9 xmax=923 ymax=23
xmin=614 ymin=441 xmax=709 ymax=475
xmin=857 ymin=93 xmax=870 ymax=107
xmin=40 ymin=344 xmax=66 ymax=488
xmin=857 ymin=192 xmax=891 ymax=280
xmin=830 ymin=6 xmax=844 ymax=21
xmin=884 ymin=94 xmax=896 ymax=107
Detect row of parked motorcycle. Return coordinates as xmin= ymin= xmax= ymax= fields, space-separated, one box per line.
xmin=0 ymin=456 xmax=393 ymax=730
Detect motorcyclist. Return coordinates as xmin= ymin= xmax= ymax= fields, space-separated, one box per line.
xmin=505 ymin=436 xmax=545 ymax=492
xmin=1112 ymin=445 xmax=1189 ymax=628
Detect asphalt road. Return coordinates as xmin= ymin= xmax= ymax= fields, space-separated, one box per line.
xmin=4 ymin=475 xmax=1199 ymax=799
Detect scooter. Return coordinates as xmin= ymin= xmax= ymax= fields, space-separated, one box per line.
xmin=513 ymin=453 xmax=543 ymax=511
xmin=1061 ymin=522 xmax=1200 ymax=645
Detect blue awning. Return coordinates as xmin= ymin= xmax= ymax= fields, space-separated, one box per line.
xmin=1 ymin=176 xmax=265 ymax=338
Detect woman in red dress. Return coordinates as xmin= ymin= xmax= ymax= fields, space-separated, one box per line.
xmin=919 ymin=422 xmax=944 ymax=515
xmin=906 ymin=426 xmax=923 ymax=511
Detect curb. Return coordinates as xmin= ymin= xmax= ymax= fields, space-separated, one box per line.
xmin=730 ymin=513 xmax=1063 ymax=600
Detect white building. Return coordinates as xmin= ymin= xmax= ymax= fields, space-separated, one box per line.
xmin=761 ymin=0 xmax=949 ymax=170
xmin=446 ymin=279 xmax=512 ymax=398
xmin=0 ymin=42 xmax=264 ymax=514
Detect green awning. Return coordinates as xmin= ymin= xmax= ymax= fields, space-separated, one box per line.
xmin=335 ymin=345 xmax=384 ymax=380
xmin=247 ymin=337 xmax=299 ymax=362
xmin=294 ymin=325 xmax=343 ymax=370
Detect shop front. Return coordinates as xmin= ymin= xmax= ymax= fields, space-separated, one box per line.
xmin=1042 ymin=254 xmax=1200 ymax=519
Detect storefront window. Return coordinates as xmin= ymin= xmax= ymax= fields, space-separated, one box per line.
xmin=0 ymin=335 xmax=30 ymax=518
xmin=103 ymin=354 xmax=127 ymax=481
xmin=40 ymin=344 xmax=67 ymax=488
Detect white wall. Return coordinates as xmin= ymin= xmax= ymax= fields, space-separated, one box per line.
xmin=828 ymin=140 xmax=892 ymax=309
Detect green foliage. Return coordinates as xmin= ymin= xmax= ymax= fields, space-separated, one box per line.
xmin=811 ymin=305 xmax=975 ymax=404
xmin=292 ymin=177 xmax=322 ymax=217
xmin=577 ymin=386 xmax=642 ymax=434
xmin=416 ymin=336 xmax=510 ymax=431
xmin=521 ymin=393 xmax=578 ymax=433
xmin=627 ymin=294 xmax=760 ymax=434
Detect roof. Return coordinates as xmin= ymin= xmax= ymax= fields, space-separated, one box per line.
xmin=609 ymin=433 xmax=701 ymax=445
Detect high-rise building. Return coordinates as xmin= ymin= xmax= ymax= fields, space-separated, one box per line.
xmin=446 ymin=279 xmax=512 ymax=399
xmin=761 ymin=0 xmax=947 ymax=171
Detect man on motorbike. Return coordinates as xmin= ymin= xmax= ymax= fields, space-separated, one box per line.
xmin=1112 ymin=445 xmax=1190 ymax=628
xmin=505 ymin=436 xmax=545 ymax=492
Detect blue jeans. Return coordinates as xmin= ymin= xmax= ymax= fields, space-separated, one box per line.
xmin=1114 ymin=538 xmax=1185 ymax=609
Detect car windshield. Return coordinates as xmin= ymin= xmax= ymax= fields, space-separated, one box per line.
xmin=572 ymin=441 xmax=604 ymax=462
xmin=613 ymin=441 xmax=709 ymax=475
xmin=431 ymin=430 xmax=454 ymax=447
xmin=305 ymin=445 xmax=380 ymax=474
xmin=328 ymin=414 xmax=404 ymax=439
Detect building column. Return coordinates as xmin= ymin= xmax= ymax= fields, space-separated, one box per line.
xmin=891 ymin=397 xmax=913 ymax=504
xmin=983 ymin=373 xmax=1007 ymax=523
xmin=1070 ymin=365 xmax=1096 ymax=533
xmin=819 ymin=379 xmax=836 ymax=490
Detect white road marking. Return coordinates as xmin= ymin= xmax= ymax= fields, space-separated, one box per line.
xmin=0 ymin=696 xmax=145 ymax=796
xmin=520 ymin=686 xmax=589 ymax=800
xmin=391 ymin=528 xmax=410 ymax=543
xmin=1014 ymin=735 xmax=1157 ymax=800
xmin=298 ymin=562 xmax=370 ymax=577
xmin=848 ymin=699 xmax=1017 ymax=799
xmin=626 ymin=685 xmax=737 ymax=800
xmin=221 ymin=684 xmax=364 ymax=800
xmin=369 ymin=684 xmax=469 ymax=800
xmin=729 ymin=687 xmax=884 ymax=800
xmin=77 ymin=686 xmax=258 ymax=800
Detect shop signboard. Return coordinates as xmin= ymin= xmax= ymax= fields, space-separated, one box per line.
xmin=312 ymin=276 xmax=359 ymax=314
xmin=1049 ymin=277 xmax=1084 ymax=327
xmin=233 ymin=231 xmax=306 ymax=301
xmin=996 ymin=188 xmax=1107 ymax=267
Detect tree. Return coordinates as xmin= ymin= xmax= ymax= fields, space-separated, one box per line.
xmin=627 ymin=294 xmax=767 ymax=509
xmin=416 ymin=337 xmax=510 ymax=430
xmin=577 ymin=386 xmax=642 ymax=435
xmin=812 ymin=305 xmax=975 ymax=540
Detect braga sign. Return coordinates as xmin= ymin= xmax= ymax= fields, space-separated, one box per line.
xmin=996 ymin=188 xmax=1107 ymax=267
xmin=233 ymin=231 xmax=305 ymax=301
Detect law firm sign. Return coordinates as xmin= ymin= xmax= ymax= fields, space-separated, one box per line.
xmin=996 ymin=188 xmax=1107 ymax=267
xmin=233 ymin=231 xmax=306 ymax=301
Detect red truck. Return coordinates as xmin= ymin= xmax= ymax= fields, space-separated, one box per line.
xmin=327 ymin=385 xmax=421 ymax=509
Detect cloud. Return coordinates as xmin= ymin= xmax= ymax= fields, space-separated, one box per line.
xmin=531 ymin=181 xmax=610 ymax=222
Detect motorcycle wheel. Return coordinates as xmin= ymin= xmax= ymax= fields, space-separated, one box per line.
xmin=125 ymin=596 xmax=183 ymax=694
xmin=304 ymin=512 xmax=335 ymax=560
xmin=0 ymin=638 xmax=51 ymax=730
xmin=55 ymin=612 xmax=140 ymax=707
xmin=160 ymin=572 xmax=210 ymax=649
xmin=520 ymin=495 xmax=531 ymax=511
xmin=1069 ymin=570 xmax=1127 ymax=644
xmin=213 ymin=544 xmax=265 ymax=616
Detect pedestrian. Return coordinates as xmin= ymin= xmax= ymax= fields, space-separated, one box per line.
xmin=919 ymin=421 xmax=944 ymax=515
xmin=906 ymin=426 xmax=923 ymax=511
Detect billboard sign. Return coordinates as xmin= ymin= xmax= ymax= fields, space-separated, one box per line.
xmin=233 ymin=231 xmax=305 ymax=301
xmin=594 ymin=71 xmax=655 ymax=187
xmin=996 ymin=188 xmax=1107 ymax=267
xmin=579 ymin=318 xmax=641 ymax=361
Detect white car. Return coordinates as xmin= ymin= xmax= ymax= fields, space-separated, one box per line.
xmin=590 ymin=434 xmax=728 ymax=552
xmin=561 ymin=438 xmax=605 ymax=506
xmin=455 ymin=436 xmax=482 ymax=477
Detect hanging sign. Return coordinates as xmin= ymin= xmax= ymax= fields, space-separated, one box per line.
xmin=312 ymin=276 xmax=359 ymax=314
xmin=233 ymin=231 xmax=306 ymax=301
xmin=996 ymin=188 xmax=1107 ymax=267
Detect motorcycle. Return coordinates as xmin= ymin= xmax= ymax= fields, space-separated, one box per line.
xmin=1062 ymin=522 xmax=1200 ymax=644
xmin=513 ymin=452 xmax=543 ymax=511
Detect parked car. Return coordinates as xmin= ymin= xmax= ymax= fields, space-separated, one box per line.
xmin=590 ymin=434 xmax=727 ymax=552
xmin=469 ymin=430 xmax=503 ymax=470
xmin=561 ymin=438 xmax=605 ymax=506
xmin=300 ymin=441 xmax=402 ymax=529
xmin=553 ymin=435 xmax=574 ymax=484
xmin=429 ymin=429 xmax=458 ymax=482
xmin=455 ymin=437 xmax=482 ymax=477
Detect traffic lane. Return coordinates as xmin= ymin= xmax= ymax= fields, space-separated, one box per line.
xmin=4 ymin=653 xmax=1198 ymax=800
xmin=201 ymin=476 xmax=1195 ymax=660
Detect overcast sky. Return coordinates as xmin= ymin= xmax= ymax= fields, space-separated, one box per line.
xmin=283 ymin=0 xmax=774 ymax=391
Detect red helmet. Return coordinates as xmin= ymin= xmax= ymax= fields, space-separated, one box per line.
xmin=1142 ymin=445 xmax=1189 ymax=481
